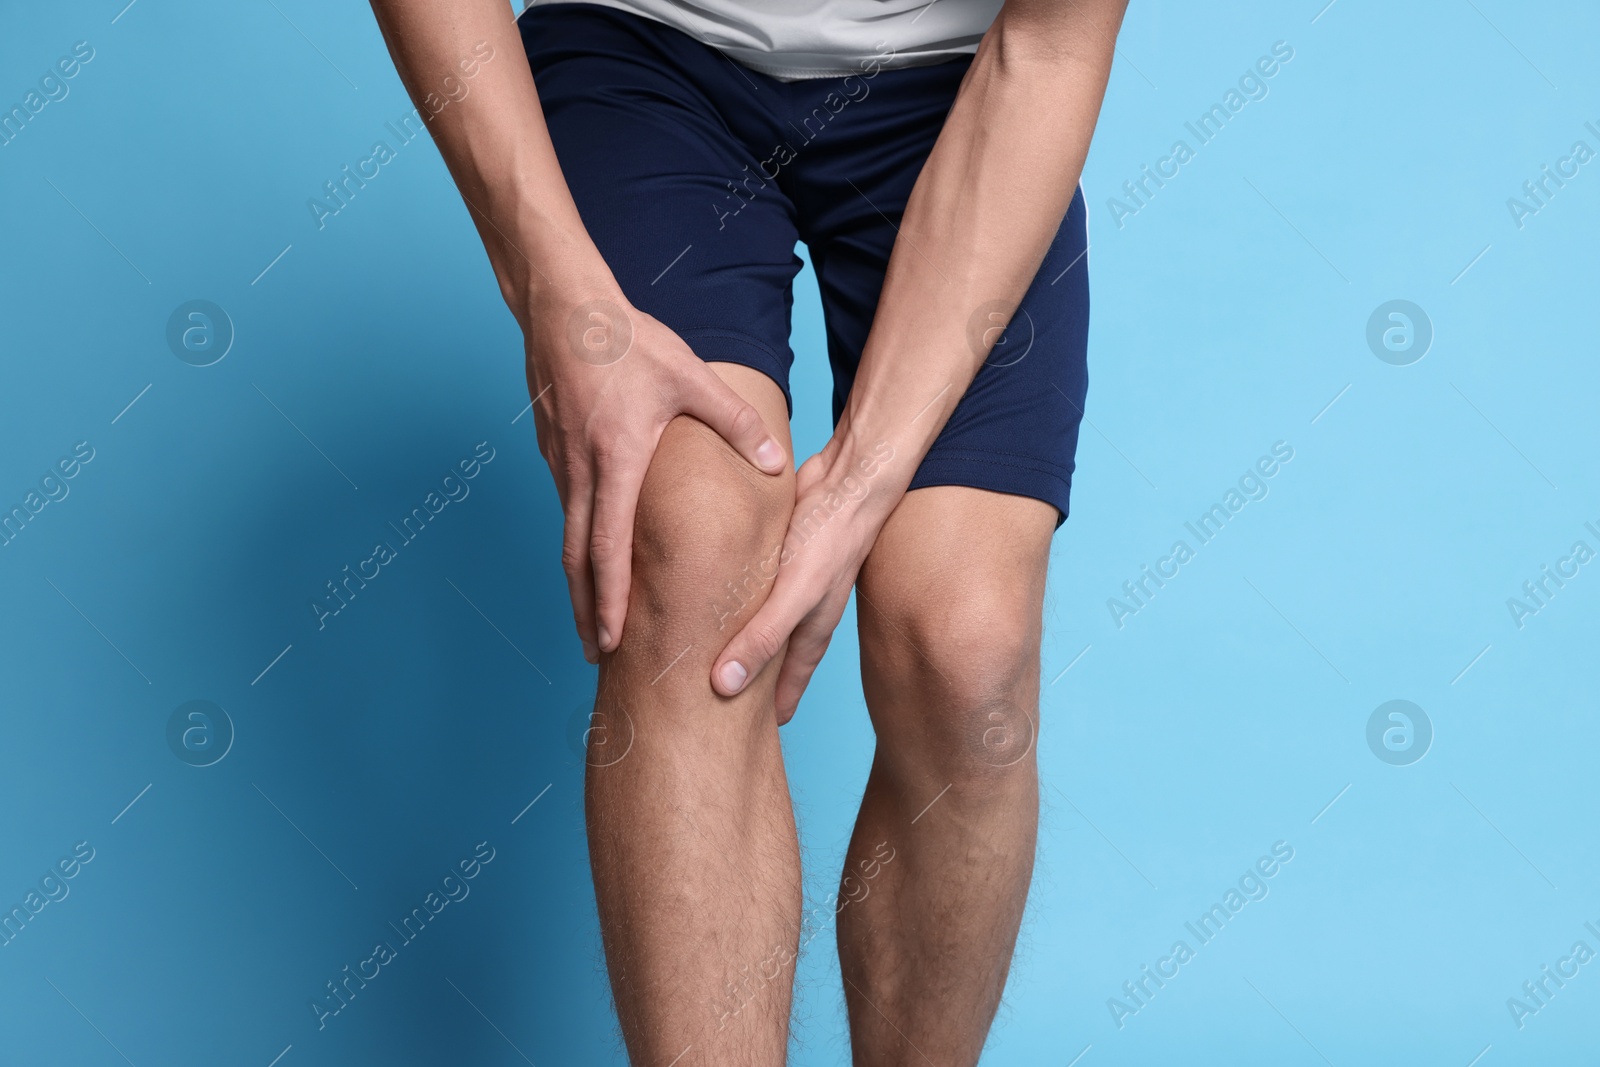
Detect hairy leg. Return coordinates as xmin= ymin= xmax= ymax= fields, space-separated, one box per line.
xmin=837 ymin=486 xmax=1056 ymax=1066
xmin=585 ymin=363 xmax=801 ymax=1066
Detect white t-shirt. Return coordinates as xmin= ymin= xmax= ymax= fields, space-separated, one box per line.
xmin=523 ymin=0 xmax=1002 ymax=80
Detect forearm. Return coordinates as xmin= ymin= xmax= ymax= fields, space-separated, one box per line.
xmin=366 ymin=0 xmax=613 ymax=316
xmin=836 ymin=0 xmax=1126 ymax=495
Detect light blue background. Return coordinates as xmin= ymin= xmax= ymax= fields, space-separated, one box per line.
xmin=2 ymin=1 xmax=1596 ymax=1064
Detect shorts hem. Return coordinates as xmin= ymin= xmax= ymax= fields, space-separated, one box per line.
xmin=676 ymin=328 xmax=794 ymax=417
xmin=908 ymin=450 xmax=1074 ymax=529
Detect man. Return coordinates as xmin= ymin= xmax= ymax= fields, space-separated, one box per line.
xmin=366 ymin=0 xmax=1125 ymax=1061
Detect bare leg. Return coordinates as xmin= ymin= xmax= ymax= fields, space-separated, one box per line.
xmin=837 ymin=486 xmax=1056 ymax=1066
xmin=585 ymin=363 xmax=801 ymax=1066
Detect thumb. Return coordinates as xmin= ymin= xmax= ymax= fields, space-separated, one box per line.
xmin=678 ymin=363 xmax=789 ymax=475
xmin=712 ymin=583 xmax=805 ymax=696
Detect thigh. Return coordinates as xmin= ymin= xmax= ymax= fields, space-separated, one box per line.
xmin=519 ymin=2 xmax=805 ymax=412
xmin=912 ymin=188 xmax=1091 ymax=528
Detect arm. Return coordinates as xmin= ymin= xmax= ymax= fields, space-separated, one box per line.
xmin=834 ymin=0 xmax=1127 ymax=472
xmin=366 ymin=0 xmax=605 ymax=316
xmin=713 ymin=0 xmax=1128 ymax=711
xmin=366 ymin=0 xmax=788 ymax=661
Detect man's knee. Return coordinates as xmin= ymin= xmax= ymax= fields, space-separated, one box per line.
xmin=861 ymin=574 xmax=1043 ymax=783
xmin=632 ymin=415 xmax=793 ymax=639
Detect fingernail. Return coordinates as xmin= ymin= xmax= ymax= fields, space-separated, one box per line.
xmin=755 ymin=439 xmax=784 ymax=471
xmin=598 ymin=625 xmax=612 ymax=649
xmin=719 ymin=660 xmax=748 ymax=693
xmin=582 ymin=640 xmax=598 ymax=663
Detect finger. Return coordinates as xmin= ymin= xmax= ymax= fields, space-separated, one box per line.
xmin=773 ymin=623 xmax=832 ymax=725
xmin=559 ymin=476 xmax=600 ymax=664
xmin=711 ymin=579 xmax=810 ymax=696
xmin=677 ymin=363 xmax=788 ymax=475
xmin=588 ymin=456 xmax=648 ymax=654
xmin=772 ymin=588 xmax=852 ymax=723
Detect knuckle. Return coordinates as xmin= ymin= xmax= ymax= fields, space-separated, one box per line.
xmin=751 ymin=620 xmax=786 ymax=660
xmin=796 ymin=634 xmax=831 ymax=672
xmin=592 ymin=435 xmax=647 ymax=475
xmin=589 ymin=530 xmax=623 ymax=566
xmin=726 ymin=402 xmax=761 ymax=441
xmin=556 ymin=434 xmax=582 ymax=466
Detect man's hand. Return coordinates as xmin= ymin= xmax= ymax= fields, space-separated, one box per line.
xmin=526 ymin=291 xmax=789 ymax=663
xmin=711 ymin=434 xmax=900 ymax=722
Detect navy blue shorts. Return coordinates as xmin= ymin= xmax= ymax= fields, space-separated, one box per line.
xmin=518 ymin=3 xmax=1090 ymax=525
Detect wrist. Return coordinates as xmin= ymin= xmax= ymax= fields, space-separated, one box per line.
xmin=834 ymin=352 xmax=957 ymax=468
xmin=505 ymin=254 xmax=622 ymax=343
xmin=818 ymin=425 xmax=909 ymax=526
xmin=479 ymin=197 xmax=618 ymax=324
xmin=832 ymin=397 xmax=929 ymax=482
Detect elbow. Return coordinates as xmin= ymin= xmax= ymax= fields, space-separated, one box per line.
xmin=984 ymin=0 xmax=1126 ymax=77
